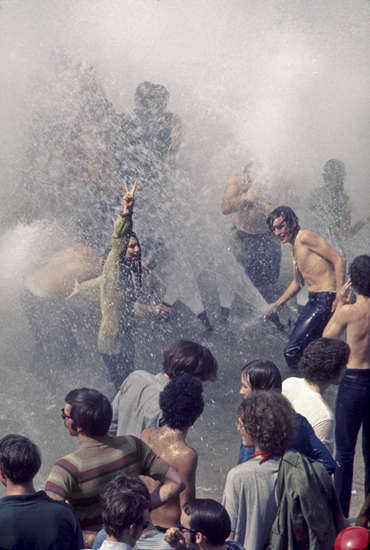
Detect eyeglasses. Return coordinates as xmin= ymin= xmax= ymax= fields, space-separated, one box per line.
xmin=61 ymin=408 xmax=71 ymax=420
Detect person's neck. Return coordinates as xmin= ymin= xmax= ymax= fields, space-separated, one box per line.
xmin=290 ymin=228 xmax=300 ymax=246
xmin=305 ymin=379 xmax=329 ymax=394
xmin=200 ymin=541 xmax=228 ymax=550
xmin=160 ymin=425 xmax=187 ymax=442
xmin=106 ymin=533 xmax=135 ymax=547
xmin=6 ymin=480 xmax=35 ymax=496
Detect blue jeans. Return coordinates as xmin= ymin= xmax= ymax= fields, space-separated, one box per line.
xmin=284 ymin=291 xmax=335 ymax=369
xmin=334 ymin=369 xmax=370 ymax=517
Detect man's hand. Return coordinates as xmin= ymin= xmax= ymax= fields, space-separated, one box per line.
xmin=66 ymin=279 xmax=80 ymax=300
xmin=153 ymin=302 xmax=172 ymax=319
xmin=264 ymin=303 xmax=280 ymax=323
xmin=332 ymin=279 xmax=353 ymax=312
xmin=122 ymin=179 xmax=137 ymax=214
xmin=164 ymin=528 xmax=187 ymax=550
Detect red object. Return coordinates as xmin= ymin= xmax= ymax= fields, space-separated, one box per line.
xmin=334 ymin=526 xmax=370 ymax=550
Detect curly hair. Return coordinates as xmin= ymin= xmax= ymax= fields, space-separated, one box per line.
xmin=159 ymin=374 xmax=204 ymax=430
xmin=101 ymin=474 xmax=150 ymax=540
xmin=299 ymin=338 xmax=350 ymax=384
xmin=238 ymin=391 xmax=296 ymax=456
xmin=350 ymin=255 xmax=370 ymax=297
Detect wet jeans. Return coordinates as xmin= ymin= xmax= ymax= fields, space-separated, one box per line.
xmin=284 ymin=291 xmax=335 ymax=369
xmin=231 ymin=229 xmax=281 ymax=302
xmin=334 ymin=369 xmax=370 ymax=517
xmin=101 ymin=331 xmax=135 ymax=390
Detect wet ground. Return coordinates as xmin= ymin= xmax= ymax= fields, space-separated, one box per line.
xmin=0 ymin=249 xmax=365 ymax=521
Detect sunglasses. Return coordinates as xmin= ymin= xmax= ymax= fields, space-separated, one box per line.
xmin=177 ymin=523 xmax=197 ymax=534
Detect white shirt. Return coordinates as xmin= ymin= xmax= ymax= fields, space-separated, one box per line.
xmin=282 ymin=377 xmax=334 ymax=454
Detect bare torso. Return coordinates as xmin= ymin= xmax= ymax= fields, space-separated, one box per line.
xmin=27 ymin=244 xmax=103 ymax=298
xmin=141 ymin=426 xmax=197 ymax=528
xmin=221 ymin=168 xmax=274 ymax=234
xmin=293 ymin=230 xmax=336 ymax=292
xmin=340 ymin=297 xmax=370 ymax=369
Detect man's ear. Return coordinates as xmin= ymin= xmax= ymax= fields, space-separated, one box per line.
xmin=195 ymin=532 xmax=204 ymax=544
xmin=0 ymin=468 xmax=8 ymax=486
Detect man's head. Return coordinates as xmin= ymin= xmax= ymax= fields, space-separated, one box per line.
xmin=299 ymin=338 xmax=350 ymax=385
xmin=266 ymin=206 xmax=300 ymax=244
xmin=125 ymin=234 xmax=141 ymax=263
xmin=240 ymin=359 xmax=282 ymax=398
xmin=322 ymin=159 xmax=346 ymax=189
xmin=237 ymin=391 xmax=296 ymax=455
xmin=0 ymin=434 xmax=41 ymax=486
xmin=180 ymin=499 xmax=231 ymax=547
xmin=100 ymin=474 xmax=150 ymax=544
xmin=350 ymin=255 xmax=370 ymax=298
xmin=135 ymin=81 xmax=169 ymax=115
xmin=163 ymin=340 xmax=218 ymax=382
xmin=160 ymin=374 xmax=204 ymax=430
xmin=63 ymin=388 xmax=112 ymax=437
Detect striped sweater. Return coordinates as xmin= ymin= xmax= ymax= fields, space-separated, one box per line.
xmin=45 ymin=434 xmax=169 ymax=531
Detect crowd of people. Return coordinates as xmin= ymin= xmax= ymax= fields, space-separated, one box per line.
xmin=1 ymin=78 xmax=370 ymax=549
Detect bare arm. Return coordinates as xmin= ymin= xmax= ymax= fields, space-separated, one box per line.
xmin=177 ymin=449 xmax=197 ymax=509
xmin=150 ymin=465 xmax=185 ymax=510
xmin=221 ymin=169 xmax=250 ymax=215
xmin=264 ymin=261 xmax=301 ymax=321
xmin=323 ymin=280 xmax=352 ymax=338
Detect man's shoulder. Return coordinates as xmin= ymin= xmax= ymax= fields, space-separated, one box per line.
xmin=119 ymin=370 xmax=165 ymax=391
xmin=0 ymin=491 xmax=77 ymax=521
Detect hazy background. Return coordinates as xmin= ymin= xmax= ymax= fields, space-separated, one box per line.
xmin=0 ymin=0 xmax=369 ymax=518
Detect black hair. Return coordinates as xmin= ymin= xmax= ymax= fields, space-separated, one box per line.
xmin=159 ymin=374 xmax=204 ymax=430
xmin=101 ymin=474 xmax=150 ymax=540
xmin=266 ymin=205 xmax=300 ymax=232
xmin=238 ymin=391 xmax=296 ymax=456
xmin=65 ymin=388 xmax=112 ymax=436
xmin=183 ymin=499 xmax=231 ymax=545
xmin=241 ymin=360 xmax=282 ymax=392
xmin=299 ymin=338 xmax=350 ymax=384
xmin=163 ymin=340 xmax=218 ymax=381
xmin=0 ymin=434 xmax=41 ymax=484
xmin=350 ymin=255 xmax=370 ymax=297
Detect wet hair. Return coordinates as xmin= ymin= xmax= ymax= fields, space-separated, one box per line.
xmin=101 ymin=474 xmax=150 ymax=540
xmin=159 ymin=374 xmax=204 ymax=430
xmin=241 ymin=360 xmax=282 ymax=392
xmin=323 ymin=159 xmax=346 ymax=184
xmin=65 ymin=388 xmax=112 ymax=436
xmin=266 ymin=205 xmax=300 ymax=233
xmin=350 ymin=255 xmax=370 ymax=297
xmin=238 ymin=391 xmax=296 ymax=456
xmin=0 ymin=434 xmax=41 ymax=484
xmin=183 ymin=499 xmax=231 ymax=546
xmin=135 ymin=81 xmax=169 ymax=110
xmin=299 ymin=338 xmax=350 ymax=384
xmin=163 ymin=340 xmax=218 ymax=381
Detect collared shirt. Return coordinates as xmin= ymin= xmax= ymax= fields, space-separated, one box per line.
xmin=110 ymin=371 xmax=168 ymax=437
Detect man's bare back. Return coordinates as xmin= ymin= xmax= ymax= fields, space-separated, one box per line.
xmin=141 ymin=425 xmax=197 ymax=528
xmin=324 ymin=282 xmax=370 ymax=369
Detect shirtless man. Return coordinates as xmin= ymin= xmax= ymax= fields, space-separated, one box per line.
xmin=221 ymin=164 xmax=281 ymax=302
xmin=140 ymin=374 xmax=204 ymax=529
xmin=265 ymin=205 xmax=346 ymax=369
xmin=323 ymin=254 xmax=370 ymax=517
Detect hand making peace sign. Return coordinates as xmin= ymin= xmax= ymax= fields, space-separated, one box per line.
xmin=122 ymin=179 xmax=137 ymax=214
